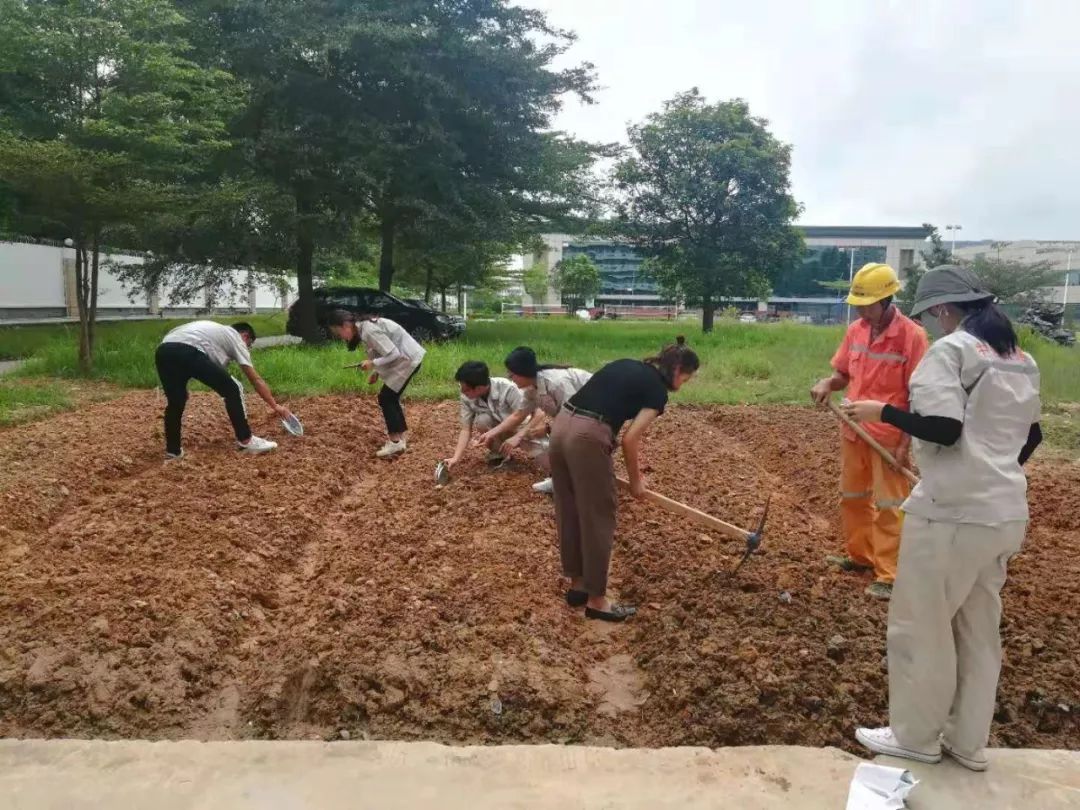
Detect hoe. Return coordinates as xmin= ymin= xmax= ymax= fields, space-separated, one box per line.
xmin=616 ymin=478 xmax=770 ymax=578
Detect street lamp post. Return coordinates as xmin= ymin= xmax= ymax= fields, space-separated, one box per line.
xmin=844 ymin=247 xmax=856 ymax=323
xmin=1065 ymin=251 xmax=1074 ymax=327
xmin=946 ymin=224 xmax=963 ymax=254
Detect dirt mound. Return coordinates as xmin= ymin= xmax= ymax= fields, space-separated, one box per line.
xmin=0 ymin=396 xmax=1076 ymax=752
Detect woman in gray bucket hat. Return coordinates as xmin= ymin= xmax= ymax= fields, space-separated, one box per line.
xmin=842 ymin=265 xmax=1043 ymax=772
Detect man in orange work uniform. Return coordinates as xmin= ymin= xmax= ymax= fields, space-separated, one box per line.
xmin=811 ymin=263 xmax=929 ymax=600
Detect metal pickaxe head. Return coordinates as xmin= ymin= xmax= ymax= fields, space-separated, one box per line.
xmin=726 ymin=495 xmax=771 ymax=578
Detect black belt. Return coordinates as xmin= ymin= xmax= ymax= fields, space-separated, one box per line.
xmin=563 ymin=402 xmax=614 ymax=429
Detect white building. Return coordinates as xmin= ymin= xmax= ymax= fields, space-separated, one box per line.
xmin=521 ymin=225 xmax=932 ymax=320
xmin=952 ymin=240 xmax=1080 ymax=310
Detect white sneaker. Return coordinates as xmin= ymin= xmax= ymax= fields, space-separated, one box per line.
xmin=165 ymin=450 xmax=184 ymax=461
xmin=532 ymin=477 xmax=554 ymax=494
xmin=238 ymin=436 xmax=278 ymax=454
xmin=855 ymin=726 xmax=941 ymax=764
xmin=376 ymin=439 xmax=406 ymax=458
xmin=942 ymin=740 xmax=989 ymax=772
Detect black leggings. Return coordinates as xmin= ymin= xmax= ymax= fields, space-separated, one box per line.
xmin=155 ymin=342 xmax=252 ymax=454
xmin=378 ymin=364 xmax=421 ymax=435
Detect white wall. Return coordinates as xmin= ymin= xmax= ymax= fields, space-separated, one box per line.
xmin=0 ymin=241 xmax=292 ymax=315
xmin=0 ymin=242 xmax=67 ymax=306
xmin=97 ymin=254 xmax=147 ymax=308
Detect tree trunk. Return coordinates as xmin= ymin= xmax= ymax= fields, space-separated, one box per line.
xmin=293 ymin=188 xmax=321 ymax=343
xmin=378 ymin=216 xmax=395 ymax=292
xmin=74 ymin=237 xmax=92 ymax=374
xmin=88 ymin=230 xmax=100 ymax=361
xmin=424 ymin=264 xmax=433 ymax=303
xmin=440 ymin=286 xmax=447 ymax=312
xmin=701 ymin=290 xmax=715 ymax=333
xmin=456 ymin=283 xmax=463 ymax=315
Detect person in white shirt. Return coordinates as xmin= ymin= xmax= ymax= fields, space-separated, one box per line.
xmin=324 ymin=309 xmax=426 ymax=458
xmin=443 ymin=361 xmax=537 ymax=469
xmin=501 ymin=346 xmax=592 ymax=494
xmin=842 ymin=266 xmax=1043 ymax=773
xmin=155 ymin=321 xmax=291 ymax=458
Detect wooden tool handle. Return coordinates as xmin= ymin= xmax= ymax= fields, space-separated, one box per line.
xmin=828 ymin=401 xmax=920 ymax=486
xmin=616 ymin=477 xmax=748 ymax=541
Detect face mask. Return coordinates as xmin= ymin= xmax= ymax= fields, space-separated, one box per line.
xmin=921 ymin=311 xmax=946 ymax=340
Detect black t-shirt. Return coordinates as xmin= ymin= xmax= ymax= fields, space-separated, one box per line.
xmin=568 ymin=359 xmax=669 ymax=435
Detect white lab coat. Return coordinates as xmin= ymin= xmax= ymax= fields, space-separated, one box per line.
xmin=360 ymin=319 xmax=425 ymax=392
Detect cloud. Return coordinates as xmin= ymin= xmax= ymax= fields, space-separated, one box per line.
xmin=520 ymin=0 xmax=1080 ymax=238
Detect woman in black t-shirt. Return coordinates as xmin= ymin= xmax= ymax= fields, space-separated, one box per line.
xmin=549 ymin=336 xmax=700 ymax=622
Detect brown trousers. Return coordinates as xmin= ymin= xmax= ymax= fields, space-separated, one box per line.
xmin=549 ymin=409 xmax=617 ymax=597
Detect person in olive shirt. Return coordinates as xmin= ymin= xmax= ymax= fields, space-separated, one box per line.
xmin=549 ymin=336 xmax=700 ymax=622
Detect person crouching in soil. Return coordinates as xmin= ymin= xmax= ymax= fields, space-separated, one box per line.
xmin=324 ymin=308 xmax=425 ymax=458
xmin=550 ymin=336 xmax=699 ymax=622
xmin=154 ymin=320 xmax=292 ymax=459
xmin=502 ymin=346 xmax=592 ymax=494
xmin=443 ymin=360 xmax=538 ymax=470
xmin=843 ymin=266 xmax=1042 ymax=772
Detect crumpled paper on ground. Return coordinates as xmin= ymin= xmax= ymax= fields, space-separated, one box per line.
xmin=845 ymin=763 xmax=919 ymax=810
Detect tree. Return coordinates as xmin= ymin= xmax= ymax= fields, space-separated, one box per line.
xmin=965 ymin=255 xmax=1063 ymax=305
xmin=336 ymin=3 xmax=600 ymax=294
xmin=0 ymin=0 xmax=239 ymax=371
xmin=395 ymin=209 xmax=518 ymax=315
xmin=174 ymin=1 xmax=600 ymax=341
xmin=173 ymin=0 xmax=376 ymax=342
xmin=552 ymin=254 xmax=600 ymax=314
xmin=894 ymin=224 xmax=948 ymax=314
xmin=523 ymin=263 xmax=551 ymax=305
xmin=615 ymin=89 xmax=804 ymax=332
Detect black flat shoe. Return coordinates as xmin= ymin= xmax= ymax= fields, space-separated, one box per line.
xmin=566 ymin=589 xmax=588 ymax=607
xmin=585 ymin=604 xmax=638 ymax=622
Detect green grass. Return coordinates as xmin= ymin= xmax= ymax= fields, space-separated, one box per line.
xmin=0 ymin=379 xmax=72 ymax=425
xmin=0 ymin=378 xmax=119 ymax=426
xmin=0 ymin=313 xmax=289 ymax=363
xmin=2 ymin=316 xmax=1079 ymax=424
xmin=247 ymin=319 xmax=847 ymax=405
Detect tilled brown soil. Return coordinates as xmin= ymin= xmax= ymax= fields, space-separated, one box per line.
xmin=0 ymin=394 xmax=1077 ymax=752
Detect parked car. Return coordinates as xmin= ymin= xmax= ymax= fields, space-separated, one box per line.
xmin=404 ymin=297 xmax=467 ymax=327
xmin=738 ymin=312 xmax=757 ymax=324
xmin=287 ymin=287 xmax=466 ymax=342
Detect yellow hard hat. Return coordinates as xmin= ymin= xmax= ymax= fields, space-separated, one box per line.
xmin=846 ymin=263 xmax=900 ymax=306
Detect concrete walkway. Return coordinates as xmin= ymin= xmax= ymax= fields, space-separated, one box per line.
xmin=1 ymin=740 xmax=1077 ymax=809
xmin=252 ymin=334 xmax=302 ymax=349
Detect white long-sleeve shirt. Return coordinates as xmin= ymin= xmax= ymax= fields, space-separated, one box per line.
xmin=521 ymin=367 xmax=592 ymax=417
xmin=360 ymin=318 xmax=425 ymax=392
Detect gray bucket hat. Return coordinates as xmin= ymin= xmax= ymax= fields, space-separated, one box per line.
xmin=910 ymin=264 xmax=995 ymax=317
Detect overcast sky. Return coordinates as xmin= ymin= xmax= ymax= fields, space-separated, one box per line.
xmin=518 ymin=0 xmax=1080 ymax=241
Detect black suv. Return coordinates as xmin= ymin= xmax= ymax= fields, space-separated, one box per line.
xmin=287 ymin=286 xmax=466 ymax=342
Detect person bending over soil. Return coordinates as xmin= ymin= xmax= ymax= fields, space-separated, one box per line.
xmin=324 ymin=309 xmax=425 ymax=458
xmin=550 ymin=336 xmax=699 ymax=622
xmin=155 ymin=320 xmax=291 ymax=459
xmin=502 ymin=346 xmax=592 ymax=494
xmin=444 ymin=361 xmax=543 ymax=469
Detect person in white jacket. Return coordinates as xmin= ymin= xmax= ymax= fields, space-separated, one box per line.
xmin=502 ymin=346 xmax=593 ymax=494
xmin=325 ymin=309 xmax=426 ymax=458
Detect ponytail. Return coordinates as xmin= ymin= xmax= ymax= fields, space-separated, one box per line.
xmin=645 ymin=335 xmax=700 ymax=389
xmin=955 ymin=300 xmax=1019 ymax=357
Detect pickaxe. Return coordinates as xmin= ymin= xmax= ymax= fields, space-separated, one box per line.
xmin=827 ymin=400 xmax=920 ymax=486
xmin=616 ymin=478 xmax=771 ymax=577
